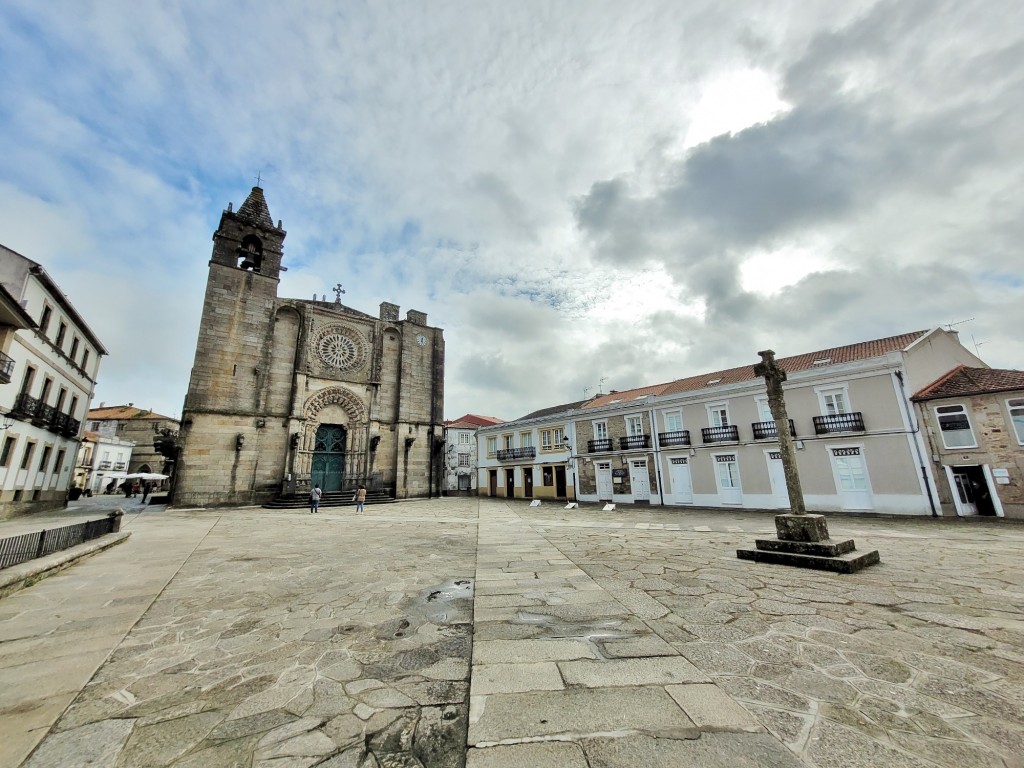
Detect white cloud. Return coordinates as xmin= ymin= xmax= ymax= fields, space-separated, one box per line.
xmin=0 ymin=0 xmax=1021 ymax=423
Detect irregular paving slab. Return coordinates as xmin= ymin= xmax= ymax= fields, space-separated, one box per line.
xmin=582 ymin=731 xmax=806 ymax=767
xmin=468 ymin=687 xmax=699 ymax=744
xmin=466 ymin=741 xmax=589 ymax=768
xmin=558 ymin=656 xmax=710 ymax=687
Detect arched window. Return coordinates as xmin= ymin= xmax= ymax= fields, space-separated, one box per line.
xmin=237 ymin=235 xmax=263 ymax=272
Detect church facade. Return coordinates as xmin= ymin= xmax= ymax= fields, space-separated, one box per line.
xmin=173 ymin=187 xmax=444 ymax=507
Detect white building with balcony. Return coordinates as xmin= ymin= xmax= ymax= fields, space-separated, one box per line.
xmin=479 ymin=329 xmax=989 ymax=517
xmin=0 ymin=244 xmax=106 ymax=519
xmin=73 ymin=430 xmax=135 ymax=496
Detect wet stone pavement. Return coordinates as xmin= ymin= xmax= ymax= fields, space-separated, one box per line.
xmin=1 ymin=497 xmax=1023 ymax=767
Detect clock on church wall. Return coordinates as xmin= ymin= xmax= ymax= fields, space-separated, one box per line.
xmin=312 ymin=323 xmax=369 ymax=375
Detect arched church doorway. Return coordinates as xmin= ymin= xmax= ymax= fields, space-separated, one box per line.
xmin=312 ymin=424 xmax=346 ymax=492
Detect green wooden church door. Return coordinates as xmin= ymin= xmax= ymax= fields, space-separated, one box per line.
xmin=312 ymin=424 xmax=346 ymax=492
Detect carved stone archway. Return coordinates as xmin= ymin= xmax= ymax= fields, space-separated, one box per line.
xmin=294 ymin=387 xmax=369 ymax=485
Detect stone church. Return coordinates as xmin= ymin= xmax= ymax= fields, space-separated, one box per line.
xmin=173 ymin=186 xmax=445 ymax=507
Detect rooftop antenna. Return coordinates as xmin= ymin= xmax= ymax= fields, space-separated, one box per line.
xmin=255 ymin=170 xmax=262 ymax=187
xmin=945 ymin=317 xmax=974 ymax=331
xmin=598 ymin=376 xmax=607 ymax=394
xmin=583 ymin=385 xmax=592 ymax=399
xmin=971 ymin=333 xmax=988 ymax=357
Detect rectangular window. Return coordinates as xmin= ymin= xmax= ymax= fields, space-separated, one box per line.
xmin=1 ymin=436 xmax=15 ymax=467
xmin=663 ymin=411 xmax=682 ymax=433
xmin=458 ymin=432 xmax=471 ymax=444
xmin=54 ymin=449 xmax=66 ymax=474
xmin=503 ymin=433 xmax=514 ymax=449
xmin=458 ymin=453 xmax=470 ymax=467
xmin=55 ymin=322 xmax=67 ymax=348
xmin=38 ymin=446 xmax=52 ymax=473
xmin=40 ymin=376 xmax=53 ymax=404
xmin=593 ymin=420 xmax=608 ymax=440
xmin=89 ymin=421 xmax=100 ymax=431
xmin=833 ymin=450 xmax=869 ymax=491
xmin=1009 ymin=398 xmax=1024 ymax=445
xmin=708 ymin=404 xmax=729 ymax=427
xmin=56 ymin=387 xmax=67 ymax=412
xmin=820 ymin=388 xmax=849 ymax=415
xmin=20 ymin=442 xmax=36 ymax=470
xmin=715 ymin=454 xmax=740 ymax=488
xmin=936 ymin=405 xmax=976 ymax=449
xmin=626 ymin=416 xmax=644 ymax=437
xmin=553 ymin=427 xmax=564 ymax=446
xmin=70 ymin=336 xmax=80 ymax=360
xmin=70 ymin=395 xmax=79 ymax=418
xmin=81 ymin=349 xmax=90 ymax=370
xmin=520 ymin=431 xmax=533 ymax=448
xmin=20 ymin=365 xmax=36 ymax=395
xmin=39 ymin=305 xmax=52 ymax=334
xmin=755 ymin=398 xmax=773 ymax=422
xmin=486 ymin=436 xmax=497 ymax=456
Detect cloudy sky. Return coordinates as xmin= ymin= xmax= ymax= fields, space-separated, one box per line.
xmin=1 ymin=1 xmax=1021 ymax=422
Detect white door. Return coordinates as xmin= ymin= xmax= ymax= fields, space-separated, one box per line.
xmin=766 ymin=451 xmax=789 ymax=508
xmin=714 ymin=454 xmax=742 ymax=505
xmin=668 ymin=457 xmax=693 ymax=504
xmin=830 ymin=447 xmax=872 ymax=510
xmin=596 ymin=461 xmax=613 ymax=499
xmin=630 ymin=460 xmax=650 ymax=501
xmin=952 ymin=470 xmax=978 ymax=515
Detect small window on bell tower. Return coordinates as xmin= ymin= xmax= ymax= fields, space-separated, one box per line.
xmin=237 ymin=235 xmax=263 ymax=272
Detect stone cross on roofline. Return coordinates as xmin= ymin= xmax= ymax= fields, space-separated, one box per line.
xmin=333 ymin=284 xmax=345 ymax=304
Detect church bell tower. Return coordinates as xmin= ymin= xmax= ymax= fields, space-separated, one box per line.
xmin=174 ymin=187 xmax=287 ymax=506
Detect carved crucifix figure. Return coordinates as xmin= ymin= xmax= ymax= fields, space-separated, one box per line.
xmin=754 ymin=349 xmax=806 ymax=515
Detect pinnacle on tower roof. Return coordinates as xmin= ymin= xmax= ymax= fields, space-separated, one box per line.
xmin=236 ymin=186 xmax=276 ymax=230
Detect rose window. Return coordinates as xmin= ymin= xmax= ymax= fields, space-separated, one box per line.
xmin=315 ymin=326 xmax=367 ymax=372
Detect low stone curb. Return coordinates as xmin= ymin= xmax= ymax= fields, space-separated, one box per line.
xmin=0 ymin=531 xmax=131 ymax=600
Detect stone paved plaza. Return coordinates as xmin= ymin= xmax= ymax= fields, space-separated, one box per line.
xmin=1 ymin=497 xmax=1023 ymax=767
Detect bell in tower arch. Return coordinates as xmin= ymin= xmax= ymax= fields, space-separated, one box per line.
xmin=238 ymin=235 xmax=263 ymax=272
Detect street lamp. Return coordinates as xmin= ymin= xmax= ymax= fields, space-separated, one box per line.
xmin=562 ymin=436 xmax=579 ymax=504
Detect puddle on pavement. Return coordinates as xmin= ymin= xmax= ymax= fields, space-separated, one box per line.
xmin=516 ymin=610 xmax=637 ymax=659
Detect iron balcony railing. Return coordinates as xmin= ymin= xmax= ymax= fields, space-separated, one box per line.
xmin=34 ymin=403 xmax=56 ymax=427
xmin=658 ymin=430 xmax=691 ymax=447
xmin=0 ymin=516 xmax=118 ymax=570
xmin=98 ymin=461 xmax=112 ymax=470
xmin=702 ymin=425 xmax=740 ymax=443
xmin=11 ymin=392 xmax=40 ymax=420
xmin=63 ymin=416 xmax=81 ymax=438
xmin=114 ymin=462 xmax=126 ymax=470
xmin=813 ymin=412 xmax=866 ymax=434
xmin=751 ymin=419 xmax=797 ymax=440
xmin=50 ymin=411 xmax=69 ymax=434
xmin=496 ymin=446 xmax=536 ymax=461
xmin=0 ymin=351 xmax=14 ymax=384
xmin=587 ymin=438 xmax=614 ymax=453
xmin=619 ymin=434 xmax=651 ymax=450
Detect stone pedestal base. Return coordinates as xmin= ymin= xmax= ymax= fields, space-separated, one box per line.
xmin=737 ymin=514 xmax=880 ymax=573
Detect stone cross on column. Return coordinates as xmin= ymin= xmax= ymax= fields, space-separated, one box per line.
xmin=754 ymin=349 xmax=806 ymax=515
xmin=333 ymin=284 xmax=346 ymax=304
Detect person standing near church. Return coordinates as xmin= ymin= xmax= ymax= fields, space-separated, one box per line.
xmin=310 ymin=485 xmax=322 ymax=514
xmin=354 ymin=484 xmax=366 ymax=513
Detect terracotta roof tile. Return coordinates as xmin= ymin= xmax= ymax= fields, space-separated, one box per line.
xmin=447 ymin=414 xmax=504 ymax=427
xmin=583 ymin=383 xmax=674 ymax=409
xmin=912 ymin=366 xmax=1024 ymax=400
xmin=659 ymin=331 xmax=928 ymax=397
xmin=87 ymin=405 xmax=175 ymax=421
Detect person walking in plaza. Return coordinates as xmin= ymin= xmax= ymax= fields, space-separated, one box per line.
xmin=310 ymin=485 xmax=322 ymax=514
xmin=354 ymin=484 xmax=366 ymax=513
xmin=141 ymin=481 xmax=153 ymax=504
